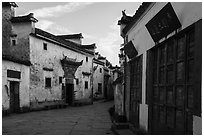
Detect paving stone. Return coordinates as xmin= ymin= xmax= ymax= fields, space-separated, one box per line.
xmin=2 ymin=100 xmax=114 ymax=135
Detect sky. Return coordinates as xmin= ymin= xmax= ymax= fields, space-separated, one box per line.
xmin=15 ymin=2 xmax=141 ymax=66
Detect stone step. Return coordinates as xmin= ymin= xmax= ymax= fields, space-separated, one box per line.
xmin=112 ymin=120 xmax=129 ymax=129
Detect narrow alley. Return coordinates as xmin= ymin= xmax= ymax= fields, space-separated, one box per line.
xmin=2 ymin=100 xmax=114 ymax=135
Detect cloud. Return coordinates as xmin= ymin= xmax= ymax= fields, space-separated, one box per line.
xmin=29 ymin=2 xmax=93 ymax=18
xmin=35 ymin=20 xmax=54 ymax=30
xmin=96 ymin=23 xmax=122 ymax=66
xmin=34 ymin=15 xmax=122 ymax=66
xmin=35 ymin=19 xmax=73 ymax=35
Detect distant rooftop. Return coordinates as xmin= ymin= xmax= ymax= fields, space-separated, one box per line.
xmin=2 ymin=2 xmax=18 ymax=7
xmin=10 ymin=13 xmax=38 ymax=23
xmin=80 ymin=44 xmax=96 ymax=49
xmin=57 ymin=33 xmax=84 ymax=39
xmin=122 ymin=2 xmax=152 ymax=34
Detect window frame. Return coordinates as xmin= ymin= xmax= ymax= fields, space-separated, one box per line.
xmin=45 ymin=77 xmax=51 ymax=88
xmin=85 ymin=81 xmax=88 ymax=89
xmin=59 ymin=76 xmax=62 ymax=84
xmin=76 ymin=78 xmax=79 ymax=85
xmin=43 ymin=43 xmax=47 ymax=50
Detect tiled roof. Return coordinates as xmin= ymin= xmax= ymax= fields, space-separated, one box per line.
xmin=118 ymin=10 xmax=133 ymax=25
xmin=2 ymin=2 xmax=18 ymax=7
xmin=56 ymin=33 xmax=83 ymax=39
xmin=93 ymin=58 xmax=104 ymax=66
xmin=122 ymin=2 xmax=152 ymax=34
xmin=10 ymin=13 xmax=38 ymax=23
xmin=82 ymin=71 xmax=91 ymax=76
xmin=80 ymin=43 xmax=96 ymax=49
xmin=98 ymin=56 xmax=106 ymax=60
xmin=61 ymin=58 xmax=83 ymax=66
xmin=31 ymin=28 xmax=94 ymax=55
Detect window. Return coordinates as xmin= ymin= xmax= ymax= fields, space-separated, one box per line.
xmin=86 ymin=57 xmax=88 ymax=62
xmin=59 ymin=76 xmax=62 ymax=84
xmin=12 ymin=39 xmax=16 ymax=46
xmin=45 ymin=77 xmax=51 ymax=88
xmin=98 ymin=83 xmax=102 ymax=94
xmin=7 ymin=70 xmax=21 ymax=79
xmin=43 ymin=43 xmax=47 ymax=50
xmin=85 ymin=81 xmax=88 ymax=89
xmin=100 ymin=68 xmax=102 ymax=73
xmin=76 ymin=78 xmax=79 ymax=85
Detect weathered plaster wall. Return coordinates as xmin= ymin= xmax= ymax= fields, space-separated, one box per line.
xmin=2 ymin=5 xmax=31 ymax=62
xmin=93 ymin=63 xmax=104 ymax=99
xmin=10 ymin=22 xmax=32 ymax=61
xmin=29 ymin=36 xmax=93 ymax=104
xmin=2 ymin=6 xmax=14 ymax=55
xmin=2 ymin=60 xmax=30 ymax=110
xmin=126 ymin=2 xmax=202 ymax=132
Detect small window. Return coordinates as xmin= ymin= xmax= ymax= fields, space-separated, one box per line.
xmin=59 ymin=76 xmax=62 ymax=84
xmin=12 ymin=39 xmax=16 ymax=46
xmin=43 ymin=43 xmax=47 ymax=50
xmin=76 ymin=78 xmax=79 ymax=85
xmin=98 ymin=83 xmax=102 ymax=94
xmin=85 ymin=81 xmax=88 ymax=89
xmin=45 ymin=77 xmax=51 ymax=88
xmin=100 ymin=68 xmax=102 ymax=73
xmin=86 ymin=57 xmax=88 ymax=62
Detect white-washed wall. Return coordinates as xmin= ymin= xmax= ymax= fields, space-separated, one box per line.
xmin=2 ymin=60 xmax=30 ymax=110
xmin=29 ymin=36 xmax=93 ymax=103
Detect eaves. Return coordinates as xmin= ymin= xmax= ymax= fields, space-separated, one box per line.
xmin=30 ymin=33 xmax=94 ymax=56
xmin=123 ymin=2 xmax=155 ymax=35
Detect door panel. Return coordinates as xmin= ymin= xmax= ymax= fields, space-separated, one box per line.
xmin=9 ymin=81 xmax=20 ymax=113
xmin=129 ymin=55 xmax=142 ymax=128
xmin=66 ymin=83 xmax=74 ymax=105
xmin=150 ymin=28 xmax=196 ymax=134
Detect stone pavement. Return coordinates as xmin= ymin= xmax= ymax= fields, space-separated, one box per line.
xmin=2 ymin=100 xmax=114 ymax=135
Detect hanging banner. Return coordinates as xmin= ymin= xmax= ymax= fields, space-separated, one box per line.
xmin=124 ymin=41 xmax=138 ymax=59
xmin=146 ymin=3 xmax=181 ymax=42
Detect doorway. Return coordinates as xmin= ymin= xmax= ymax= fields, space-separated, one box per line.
xmin=9 ymin=81 xmax=20 ymax=113
xmin=66 ymin=84 xmax=74 ymax=105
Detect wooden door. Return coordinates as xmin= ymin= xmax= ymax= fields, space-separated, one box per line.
xmin=149 ymin=28 xmax=196 ymax=134
xmin=129 ymin=55 xmax=142 ymax=128
xmin=66 ymin=83 xmax=74 ymax=105
xmin=9 ymin=81 xmax=20 ymax=113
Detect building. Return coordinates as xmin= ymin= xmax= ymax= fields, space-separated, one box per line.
xmin=117 ymin=2 xmax=201 ymax=135
xmin=93 ymin=53 xmax=114 ymax=100
xmin=2 ymin=2 xmax=95 ymax=112
xmin=93 ymin=55 xmax=105 ymax=99
xmin=2 ymin=2 xmax=31 ymax=114
xmin=2 ymin=56 xmax=31 ymax=114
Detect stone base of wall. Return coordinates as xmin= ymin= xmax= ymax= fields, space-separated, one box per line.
xmin=73 ymin=98 xmax=93 ymax=106
xmin=2 ymin=106 xmax=30 ymax=117
xmin=30 ymin=100 xmax=68 ymax=111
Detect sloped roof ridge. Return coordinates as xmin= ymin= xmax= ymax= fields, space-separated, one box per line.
xmin=33 ymin=28 xmax=94 ymax=55
xmin=123 ymin=2 xmax=152 ymax=34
